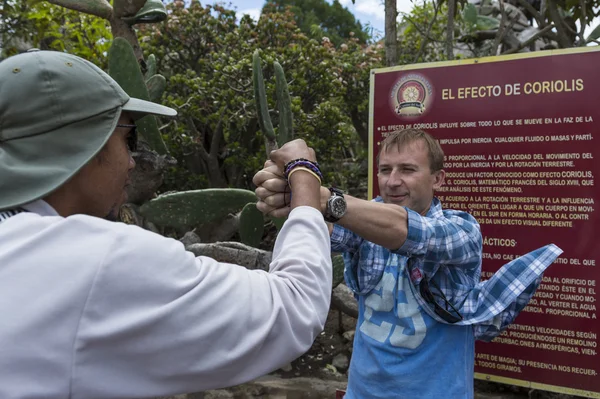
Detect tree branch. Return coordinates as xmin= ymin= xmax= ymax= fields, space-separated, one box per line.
xmin=403 ymin=15 xmax=446 ymax=43
xmin=502 ymin=24 xmax=554 ymax=54
xmin=515 ymin=0 xmax=544 ymax=27
xmin=445 ymin=0 xmax=455 ymax=60
xmin=112 ymin=0 xmax=147 ymax=18
xmin=413 ymin=0 xmax=441 ymax=63
xmin=546 ymin=0 xmax=573 ymax=48
xmin=45 ymin=0 xmax=112 ymax=19
xmin=579 ymin=0 xmax=586 ymax=45
xmin=186 ymin=116 xmax=210 ymax=163
xmin=384 ymin=0 xmax=398 ymax=66
xmin=210 ymin=109 xmax=226 ymax=159
xmin=493 ymin=0 xmax=508 ymax=55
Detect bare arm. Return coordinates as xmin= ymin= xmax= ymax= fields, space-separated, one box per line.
xmin=317 ymin=186 xmax=409 ymax=250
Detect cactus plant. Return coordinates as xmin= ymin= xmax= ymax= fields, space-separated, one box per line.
xmin=253 ymin=51 xmax=296 ymax=230
xmin=273 ymin=61 xmax=293 ymax=146
xmin=252 ymin=50 xmax=295 ymax=154
xmin=252 ymin=50 xmax=277 ymax=154
xmin=145 ymin=54 xmax=157 ymax=79
xmin=239 ymin=203 xmax=265 ymax=248
xmin=108 ymin=38 xmax=168 ymax=155
xmin=145 ymin=74 xmax=166 ymax=103
xmin=139 ymin=189 xmax=258 ymax=229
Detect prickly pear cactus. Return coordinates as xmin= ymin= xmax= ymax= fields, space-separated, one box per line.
xmin=139 ymin=189 xmax=258 ymax=229
xmin=145 ymin=54 xmax=157 ymax=79
xmin=239 ymin=203 xmax=265 ymax=248
xmin=108 ymin=38 xmax=168 ymax=155
xmin=145 ymin=74 xmax=166 ymax=103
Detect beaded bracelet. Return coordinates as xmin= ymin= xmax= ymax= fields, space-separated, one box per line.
xmin=284 ymin=158 xmax=319 ymax=171
xmin=284 ymin=159 xmax=323 ymax=181
xmin=287 ymin=166 xmax=322 ymax=188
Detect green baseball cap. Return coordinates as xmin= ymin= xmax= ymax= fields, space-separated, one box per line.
xmin=0 ymin=49 xmax=177 ymax=211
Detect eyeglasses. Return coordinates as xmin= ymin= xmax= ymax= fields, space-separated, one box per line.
xmin=117 ymin=124 xmax=138 ymax=153
xmin=419 ymin=277 xmax=463 ymax=324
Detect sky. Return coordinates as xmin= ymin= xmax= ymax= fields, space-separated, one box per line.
xmin=221 ymin=0 xmax=599 ymax=45
xmin=225 ymin=0 xmax=400 ymax=37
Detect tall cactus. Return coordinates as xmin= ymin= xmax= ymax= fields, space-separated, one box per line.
xmin=108 ymin=38 xmax=169 ymax=155
xmin=274 ymin=61 xmax=293 ymax=145
xmin=252 ymin=51 xmax=295 ymax=230
xmin=252 ymin=50 xmax=277 ymax=155
xmin=252 ymin=50 xmax=295 ymax=155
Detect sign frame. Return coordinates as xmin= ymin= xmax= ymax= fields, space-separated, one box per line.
xmin=368 ymin=46 xmax=600 ymax=398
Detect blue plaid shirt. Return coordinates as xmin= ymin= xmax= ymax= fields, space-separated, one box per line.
xmin=332 ymin=197 xmax=563 ymax=342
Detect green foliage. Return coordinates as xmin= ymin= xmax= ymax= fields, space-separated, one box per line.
xmin=586 ymin=24 xmax=600 ymax=43
xmin=139 ymin=2 xmax=380 ymax=193
xmin=397 ymin=2 xmax=453 ymax=64
xmin=239 ymin=203 xmax=265 ymax=248
xmin=108 ymin=38 xmax=168 ymax=154
xmin=263 ymin=0 xmax=370 ymax=46
xmin=0 ymin=0 xmax=111 ymax=65
xmin=462 ymin=4 xmax=499 ymax=31
xmin=139 ymin=188 xmax=258 ymax=229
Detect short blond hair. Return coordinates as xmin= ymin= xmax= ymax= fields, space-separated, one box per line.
xmin=378 ymin=129 xmax=444 ymax=172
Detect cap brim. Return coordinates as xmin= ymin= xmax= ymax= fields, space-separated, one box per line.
xmin=122 ymin=97 xmax=177 ymax=118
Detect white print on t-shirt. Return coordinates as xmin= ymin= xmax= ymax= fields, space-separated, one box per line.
xmin=359 ymin=271 xmax=427 ymax=349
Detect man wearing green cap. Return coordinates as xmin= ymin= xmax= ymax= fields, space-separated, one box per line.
xmin=0 ymin=50 xmax=331 ymax=398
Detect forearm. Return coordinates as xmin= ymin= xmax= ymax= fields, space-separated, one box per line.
xmin=289 ymin=170 xmax=321 ymax=211
xmin=320 ymin=187 xmax=408 ymax=250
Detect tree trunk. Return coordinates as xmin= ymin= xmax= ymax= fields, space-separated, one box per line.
xmin=46 ymin=0 xmax=112 ymax=19
xmin=384 ymin=0 xmax=398 ymax=67
xmin=546 ymin=0 xmax=574 ymax=48
xmin=109 ymin=17 xmax=145 ymax=63
xmin=446 ymin=0 xmax=456 ymax=60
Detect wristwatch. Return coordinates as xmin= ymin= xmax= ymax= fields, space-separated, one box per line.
xmin=324 ymin=187 xmax=347 ymax=223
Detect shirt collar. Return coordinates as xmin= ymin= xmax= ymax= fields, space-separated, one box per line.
xmin=21 ymin=200 xmax=60 ymax=217
xmin=426 ymin=197 xmax=443 ymax=218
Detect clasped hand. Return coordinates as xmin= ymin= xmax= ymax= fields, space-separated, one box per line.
xmin=253 ymin=139 xmax=317 ymax=218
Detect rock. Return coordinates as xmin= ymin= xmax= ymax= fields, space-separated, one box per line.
xmin=342 ymin=330 xmax=355 ymax=342
xmin=331 ymin=284 xmax=358 ymax=319
xmin=332 ymin=353 xmax=350 ymax=373
xmin=180 ymin=231 xmax=202 ymax=247
xmin=279 ymin=362 xmax=293 ymax=372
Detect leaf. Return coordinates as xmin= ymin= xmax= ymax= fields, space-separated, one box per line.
xmin=462 ymin=3 xmax=477 ymax=26
xmin=586 ymin=24 xmax=600 ymax=43
xmin=476 ymin=15 xmax=500 ymax=31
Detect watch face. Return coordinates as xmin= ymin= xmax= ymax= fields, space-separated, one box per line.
xmin=330 ymin=196 xmax=347 ymax=217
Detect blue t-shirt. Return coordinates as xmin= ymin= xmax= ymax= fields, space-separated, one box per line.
xmin=344 ymin=252 xmax=475 ymax=399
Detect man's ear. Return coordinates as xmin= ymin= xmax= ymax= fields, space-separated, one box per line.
xmin=432 ymin=169 xmax=445 ymax=190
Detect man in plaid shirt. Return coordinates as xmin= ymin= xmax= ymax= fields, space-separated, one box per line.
xmin=254 ymin=129 xmax=561 ymax=398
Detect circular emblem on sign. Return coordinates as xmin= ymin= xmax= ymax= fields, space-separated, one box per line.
xmin=390 ymin=74 xmax=434 ymax=118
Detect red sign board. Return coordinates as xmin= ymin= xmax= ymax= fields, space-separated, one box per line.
xmin=368 ymin=48 xmax=600 ymax=397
